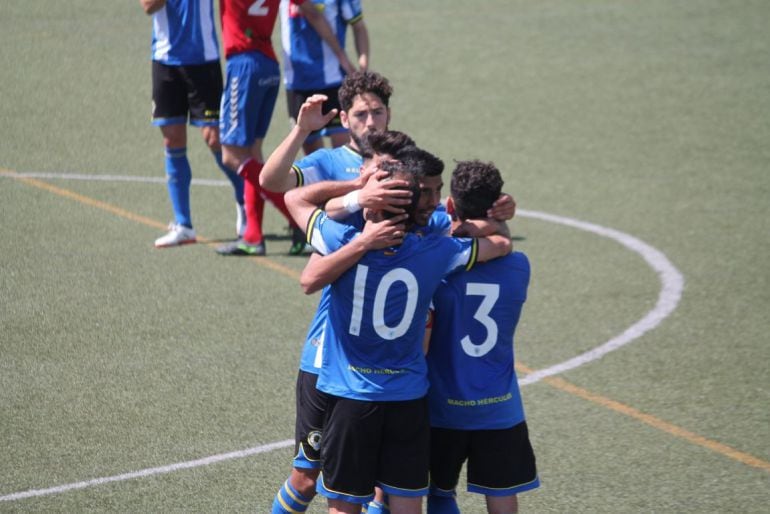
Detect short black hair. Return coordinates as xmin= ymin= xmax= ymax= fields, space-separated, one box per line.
xmin=394 ymin=146 xmax=444 ymax=178
xmin=450 ymin=160 xmax=504 ymax=220
xmin=366 ymin=131 xmax=415 ymax=158
xmin=378 ymin=160 xmax=421 ymax=222
xmin=338 ymin=70 xmax=393 ymax=111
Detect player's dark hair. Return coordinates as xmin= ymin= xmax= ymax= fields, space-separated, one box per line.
xmin=338 ymin=70 xmax=393 ymax=111
xmin=378 ymin=160 xmax=421 ymax=222
xmin=450 ymin=160 xmax=504 ymax=220
xmin=366 ymin=131 xmax=415 ymax=158
xmin=395 ymin=146 xmax=444 ymax=178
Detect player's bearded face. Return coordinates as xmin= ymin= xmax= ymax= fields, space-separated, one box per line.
xmin=344 ymin=93 xmax=390 ymax=148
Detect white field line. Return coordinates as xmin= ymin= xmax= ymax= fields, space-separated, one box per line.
xmin=516 ymin=209 xmax=684 ymax=386
xmin=0 ymin=440 xmax=294 ymax=502
xmin=0 ymin=173 xmax=684 ymax=502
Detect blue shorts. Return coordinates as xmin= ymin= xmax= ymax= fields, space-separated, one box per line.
xmin=219 ymin=51 xmax=280 ymax=147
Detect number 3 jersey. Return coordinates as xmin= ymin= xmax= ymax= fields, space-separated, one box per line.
xmin=427 ymin=252 xmax=531 ymax=430
xmin=307 ymin=210 xmax=477 ymax=402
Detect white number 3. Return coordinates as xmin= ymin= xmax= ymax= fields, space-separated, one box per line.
xmin=248 ymin=0 xmax=269 ymax=16
xmin=460 ymin=283 xmax=499 ymax=358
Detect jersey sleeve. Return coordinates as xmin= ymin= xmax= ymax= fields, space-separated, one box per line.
xmin=428 ymin=205 xmax=452 ymax=236
xmin=307 ymin=209 xmax=361 ymax=256
xmin=340 ymin=0 xmax=363 ymax=24
xmin=443 ymin=237 xmax=479 ymax=275
xmin=293 ymin=150 xmax=332 ymax=187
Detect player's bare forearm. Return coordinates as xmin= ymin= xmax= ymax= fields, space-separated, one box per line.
xmin=301 ymin=3 xmax=356 ymax=74
xmin=298 ymin=179 xmax=363 ymax=220
xmin=300 ymin=214 xmax=408 ymax=294
xmin=140 ymin=0 xmax=165 ymax=15
xmin=260 ymin=125 xmax=311 ymax=192
xmin=476 ymin=232 xmax=513 ymax=262
xmin=351 ymin=20 xmax=370 ymax=70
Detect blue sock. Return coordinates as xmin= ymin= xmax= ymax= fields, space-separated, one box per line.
xmin=427 ymin=493 xmax=460 ymax=514
xmin=366 ymin=500 xmax=389 ymax=513
xmin=213 ymin=151 xmax=244 ymax=205
xmin=271 ymin=479 xmax=312 ymax=513
xmin=164 ymin=147 xmax=192 ymax=227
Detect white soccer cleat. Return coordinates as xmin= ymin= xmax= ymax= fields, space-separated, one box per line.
xmin=236 ymin=203 xmax=247 ymax=238
xmin=154 ymin=223 xmax=197 ymax=248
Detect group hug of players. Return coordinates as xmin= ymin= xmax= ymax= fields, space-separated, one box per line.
xmin=142 ymin=2 xmax=538 ymax=513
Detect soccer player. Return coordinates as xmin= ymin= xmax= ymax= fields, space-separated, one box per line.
xmin=215 ymin=0 xmax=350 ymax=256
xmin=270 ymin=133 xmax=415 ymax=514
xmin=260 ymin=69 xmax=392 ymax=195
xmin=279 ymin=0 xmax=369 ymax=155
xmin=140 ymin=0 xmax=246 ymax=247
xmin=285 ymin=159 xmax=513 ymax=514
xmin=426 ymin=161 xmax=539 ymax=514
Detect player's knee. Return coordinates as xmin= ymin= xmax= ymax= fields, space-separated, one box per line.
xmin=291 ymin=468 xmax=320 ymax=497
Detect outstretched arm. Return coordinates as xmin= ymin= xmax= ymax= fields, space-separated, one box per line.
xmin=260 ymin=95 xmax=338 ymax=192
xmin=299 ymin=2 xmax=355 ymax=74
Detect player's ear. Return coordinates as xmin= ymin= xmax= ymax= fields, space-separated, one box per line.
xmin=340 ymin=109 xmax=350 ymax=129
xmin=446 ymin=196 xmax=456 ymax=218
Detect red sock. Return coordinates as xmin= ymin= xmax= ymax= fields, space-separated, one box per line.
xmin=240 ymin=159 xmax=265 ymax=244
xmin=262 ymin=189 xmax=299 ymax=229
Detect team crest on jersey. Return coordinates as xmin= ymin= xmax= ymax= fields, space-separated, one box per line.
xmin=307 ymin=430 xmax=322 ymax=451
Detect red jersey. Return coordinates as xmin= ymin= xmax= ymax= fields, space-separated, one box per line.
xmin=219 ymin=0 xmax=304 ymax=59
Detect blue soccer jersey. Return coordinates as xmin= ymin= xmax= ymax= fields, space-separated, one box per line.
xmin=151 ymin=0 xmax=220 ymax=65
xmin=298 ymin=209 xmax=451 ymax=375
xmin=280 ymin=0 xmax=363 ymax=90
xmin=427 ymin=252 xmax=531 ymax=430
xmin=292 ymin=145 xmax=362 ymax=186
xmin=307 ymin=211 xmax=479 ymax=401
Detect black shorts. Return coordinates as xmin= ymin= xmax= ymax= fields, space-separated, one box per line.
xmin=293 ymin=370 xmax=330 ymax=469
xmin=319 ymin=395 xmax=430 ymax=503
xmin=151 ymin=60 xmax=223 ymax=126
xmin=430 ymin=421 xmax=540 ymax=497
xmin=285 ymin=86 xmax=346 ymax=140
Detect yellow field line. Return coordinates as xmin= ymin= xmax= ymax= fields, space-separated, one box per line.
xmin=5 ymin=169 xmax=767 ymax=474
xmin=516 ymin=363 xmax=770 ymax=472
xmin=3 ymin=170 xmax=300 ymax=281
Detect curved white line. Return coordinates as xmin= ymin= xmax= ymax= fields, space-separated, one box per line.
xmin=516 ymin=209 xmax=685 ymax=386
xmin=0 ymin=173 xmax=684 ymax=501
xmin=0 ymin=440 xmax=294 ymax=502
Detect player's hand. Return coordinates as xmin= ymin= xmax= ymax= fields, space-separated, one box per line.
xmin=297 ymin=94 xmax=338 ymax=132
xmin=359 ymin=170 xmax=413 ymax=214
xmin=487 ymin=193 xmax=516 ymax=221
xmin=359 ymin=213 xmax=408 ymax=250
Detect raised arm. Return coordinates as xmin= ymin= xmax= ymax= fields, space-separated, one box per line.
xmin=140 ymin=0 xmax=165 ymax=15
xmin=260 ymin=94 xmax=338 ymax=192
xmin=298 ymin=2 xmax=356 ymax=74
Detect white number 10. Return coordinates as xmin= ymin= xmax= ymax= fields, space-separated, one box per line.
xmin=349 ymin=265 xmax=419 ymax=341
